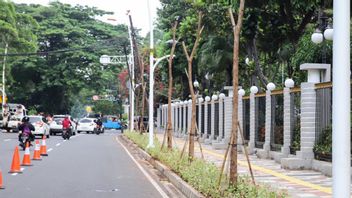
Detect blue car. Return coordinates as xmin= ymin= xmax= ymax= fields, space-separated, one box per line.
xmin=103 ymin=119 xmax=121 ymax=129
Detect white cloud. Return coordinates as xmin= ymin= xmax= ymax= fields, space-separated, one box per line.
xmin=11 ymin=0 xmax=160 ymax=36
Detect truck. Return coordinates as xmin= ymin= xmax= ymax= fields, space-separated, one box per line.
xmin=2 ymin=103 xmax=27 ymax=132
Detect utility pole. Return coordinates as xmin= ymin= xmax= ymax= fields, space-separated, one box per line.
xmin=127 ymin=11 xmax=135 ymax=131
xmin=128 ymin=12 xmax=145 ymax=133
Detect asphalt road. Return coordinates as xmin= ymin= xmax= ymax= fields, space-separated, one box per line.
xmin=0 ymin=130 xmax=176 ymax=198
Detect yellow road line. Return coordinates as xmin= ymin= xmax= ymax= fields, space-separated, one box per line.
xmin=201 ymin=148 xmax=332 ymax=194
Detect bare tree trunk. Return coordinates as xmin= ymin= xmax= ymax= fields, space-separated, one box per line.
xmin=182 ymin=12 xmax=204 ymax=160
xmin=166 ymin=21 xmax=179 ymax=149
xmin=228 ymin=0 xmax=245 ymax=185
xmin=252 ymin=38 xmax=269 ymax=87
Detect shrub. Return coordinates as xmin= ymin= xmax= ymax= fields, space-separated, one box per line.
xmin=124 ymin=131 xmax=287 ymax=198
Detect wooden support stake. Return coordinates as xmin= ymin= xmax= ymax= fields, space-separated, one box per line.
xmin=217 ymin=130 xmax=234 ymax=189
xmin=237 ymin=121 xmax=255 ymax=185
xmin=195 ymin=123 xmax=204 ymax=160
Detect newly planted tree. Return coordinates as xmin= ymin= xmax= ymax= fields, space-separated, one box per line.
xmin=228 ymin=0 xmax=245 ymax=185
xmin=181 ymin=12 xmax=204 ymax=159
xmin=166 ymin=21 xmax=179 ymax=149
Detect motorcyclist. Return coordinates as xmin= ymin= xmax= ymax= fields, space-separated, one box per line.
xmin=18 ymin=116 xmax=35 ymax=145
xmin=62 ymin=116 xmax=72 ymax=136
xmin=95 ymin=118 xmax=103 ymax=132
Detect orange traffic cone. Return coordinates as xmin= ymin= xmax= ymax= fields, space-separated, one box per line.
xmin=22 ymin=142 xmax=32 ymax=166
xmin=40 ymin=136 xmax=48 ymax=156
xmin=32 ymin=140 xmax=42 ymax=161
xmin=0 ymin=169 xmax=5 ymax=189
xmin=9 ymin=146 xmax=22 ymax=173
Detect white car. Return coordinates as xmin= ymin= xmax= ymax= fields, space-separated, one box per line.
xmin=28 ymin=116 xmax=50 ymax=138
xmin=7 ymin=116 xmax=22 ymax=132
xmin=77 ymin=118 xmax=104 ymax=134
xmin=49 ymin=115 xmax=77 ymax=136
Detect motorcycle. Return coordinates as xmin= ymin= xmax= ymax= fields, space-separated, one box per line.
xmin=62 ymin=128 xmax=71 ymax=140
xmin=95 ymin=125 xmax=102 ymax=135
xmin=19 ymin=134 xmax=32 ymax=151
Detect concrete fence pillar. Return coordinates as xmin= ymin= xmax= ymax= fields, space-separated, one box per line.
xmin=281 ymin=81 xmax=316 ymax=170
xmin=178 ymin=101 xmax=183 ymax=135
xmin=282 ymin=87 xmax=292 ymax=156
xmin=187 ymin=99 xmax=192 ymax=134
xmin=224 ymin=96 xmax=233 ymax=143
xmin=211 ymin=95 xmax=218 ymax=141
xmin=219 ymin=93 xmax=225 ymax=140
xmin=238 ymin=89 xmax=245 ymax=147
xmin=183 ymin=101 xmax=187 ymax=135
xmin=204 ymin=96 xmax=210 ymax=140
xmin=198 ymin=98 xmax=204 ymax=136
xmin=162 ymin=105 xmax=166 ymax=129
xmin=157 ymin=107 xmax=160 ymax=132
xmin=161 ymin=105 xmax=164 ymax=128
xmin=249 ymin=86 xmax=258 ymax=154
xmin=263 ymin=90 xmax=272 ymax=154
xmin=174 ymin=103 xmax=178 ymax=136
xmin=297 ymin=82 xmax=316 ymax=160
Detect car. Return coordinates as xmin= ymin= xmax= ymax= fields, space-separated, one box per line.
xmin=7 ymin=116 xmax=22 ymax=133
xmin=77 ymin=118 xmax=104 ymax=134
xmin=102 ymin=116 xmax=121 ymax=130
xmin=49 ymin=115 xmax=77 ymax=136
xmin=28 ymin=115 xmax=50 ymax=138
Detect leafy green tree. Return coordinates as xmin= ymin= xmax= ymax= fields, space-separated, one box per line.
xmin=9 ymin=2 xmax=129 ymax=114
xmin=92 ymin=100 xmax=121 ymax=116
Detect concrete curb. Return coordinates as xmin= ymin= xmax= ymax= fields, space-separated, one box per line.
xmin=119 ymin=135 xmax=205 ymax=198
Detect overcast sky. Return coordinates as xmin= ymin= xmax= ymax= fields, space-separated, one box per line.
xmin=11 ymin=0 xmax=161 ymax=36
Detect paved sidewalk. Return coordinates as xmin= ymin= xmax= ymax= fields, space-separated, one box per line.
xmin=155 ymin=133 xmax=347 ymax=198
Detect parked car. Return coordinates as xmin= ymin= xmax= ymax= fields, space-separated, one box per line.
xmin=28 ymin=115 xmax=50 ymax=138
xmin=77 ymin=118 xmax=104 ymax=134
xmin=49 ymin=115 xmax=77 ymax=136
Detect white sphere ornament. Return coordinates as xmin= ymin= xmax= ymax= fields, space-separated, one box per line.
xmin=211 ymin=94 xmax=218 ymax=101
xmin=324 ymin=28 xmax=333 ymax=41
xmin=193 ymin=80 xmax=200 ymax=88
xmin=198 ymin=97 xmax=204 ymax=103
xmin=284 ymin=79 xmax=295 ymax=88
xmin=205 ymin=96 xmax=211 ymax=102
xmin=250 ymin=86 xmax=258 ymax=94
xmin=219 ymin=93 xmax=226 ymax=99
xmin=311 ymin=32 xmax=323 ymax=44
xmin=238 ymin=89 xmax=245 ymax=96
xmin=266 ymin=82 xmax=276 ymax=91
xmin=188 ymin=99 xmax=192 ymax=104
xmin=245 ymin=57 xmax=250 ymax=65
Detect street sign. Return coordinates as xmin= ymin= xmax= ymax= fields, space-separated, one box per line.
xmin=0 ymin=96 xmax=8 ymax=103
xmin=92 ymin=95 xmax=99 ymax=101
xmin=85 ymin=106 xmax=92 ymax=113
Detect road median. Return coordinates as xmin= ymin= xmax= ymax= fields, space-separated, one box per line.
xmin=119 ymin=134 xmax=204 ymax=198
xmin=119 ymin=131 xmax=287 ymax=198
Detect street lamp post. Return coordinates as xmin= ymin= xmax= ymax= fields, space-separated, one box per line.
xmin=333 ymin=0 xmax=350 ymax=197
xmin=311 ymin=10 xmax=333 ymax=63
xmin=147 ymin=55 xmax=174 ymax=148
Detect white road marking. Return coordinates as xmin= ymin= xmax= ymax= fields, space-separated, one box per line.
xmin=11 ymin=168 xmax=25 ymax=176
xmin=115 ymin=137 xmax=169 ymax=198
xmin=4 ymin=139 xmax=11 ymax=142
xmin=48 ymin=148 xmax=53 ymax=152
xmin=56 ymin=143 xmax=61 ymax=147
